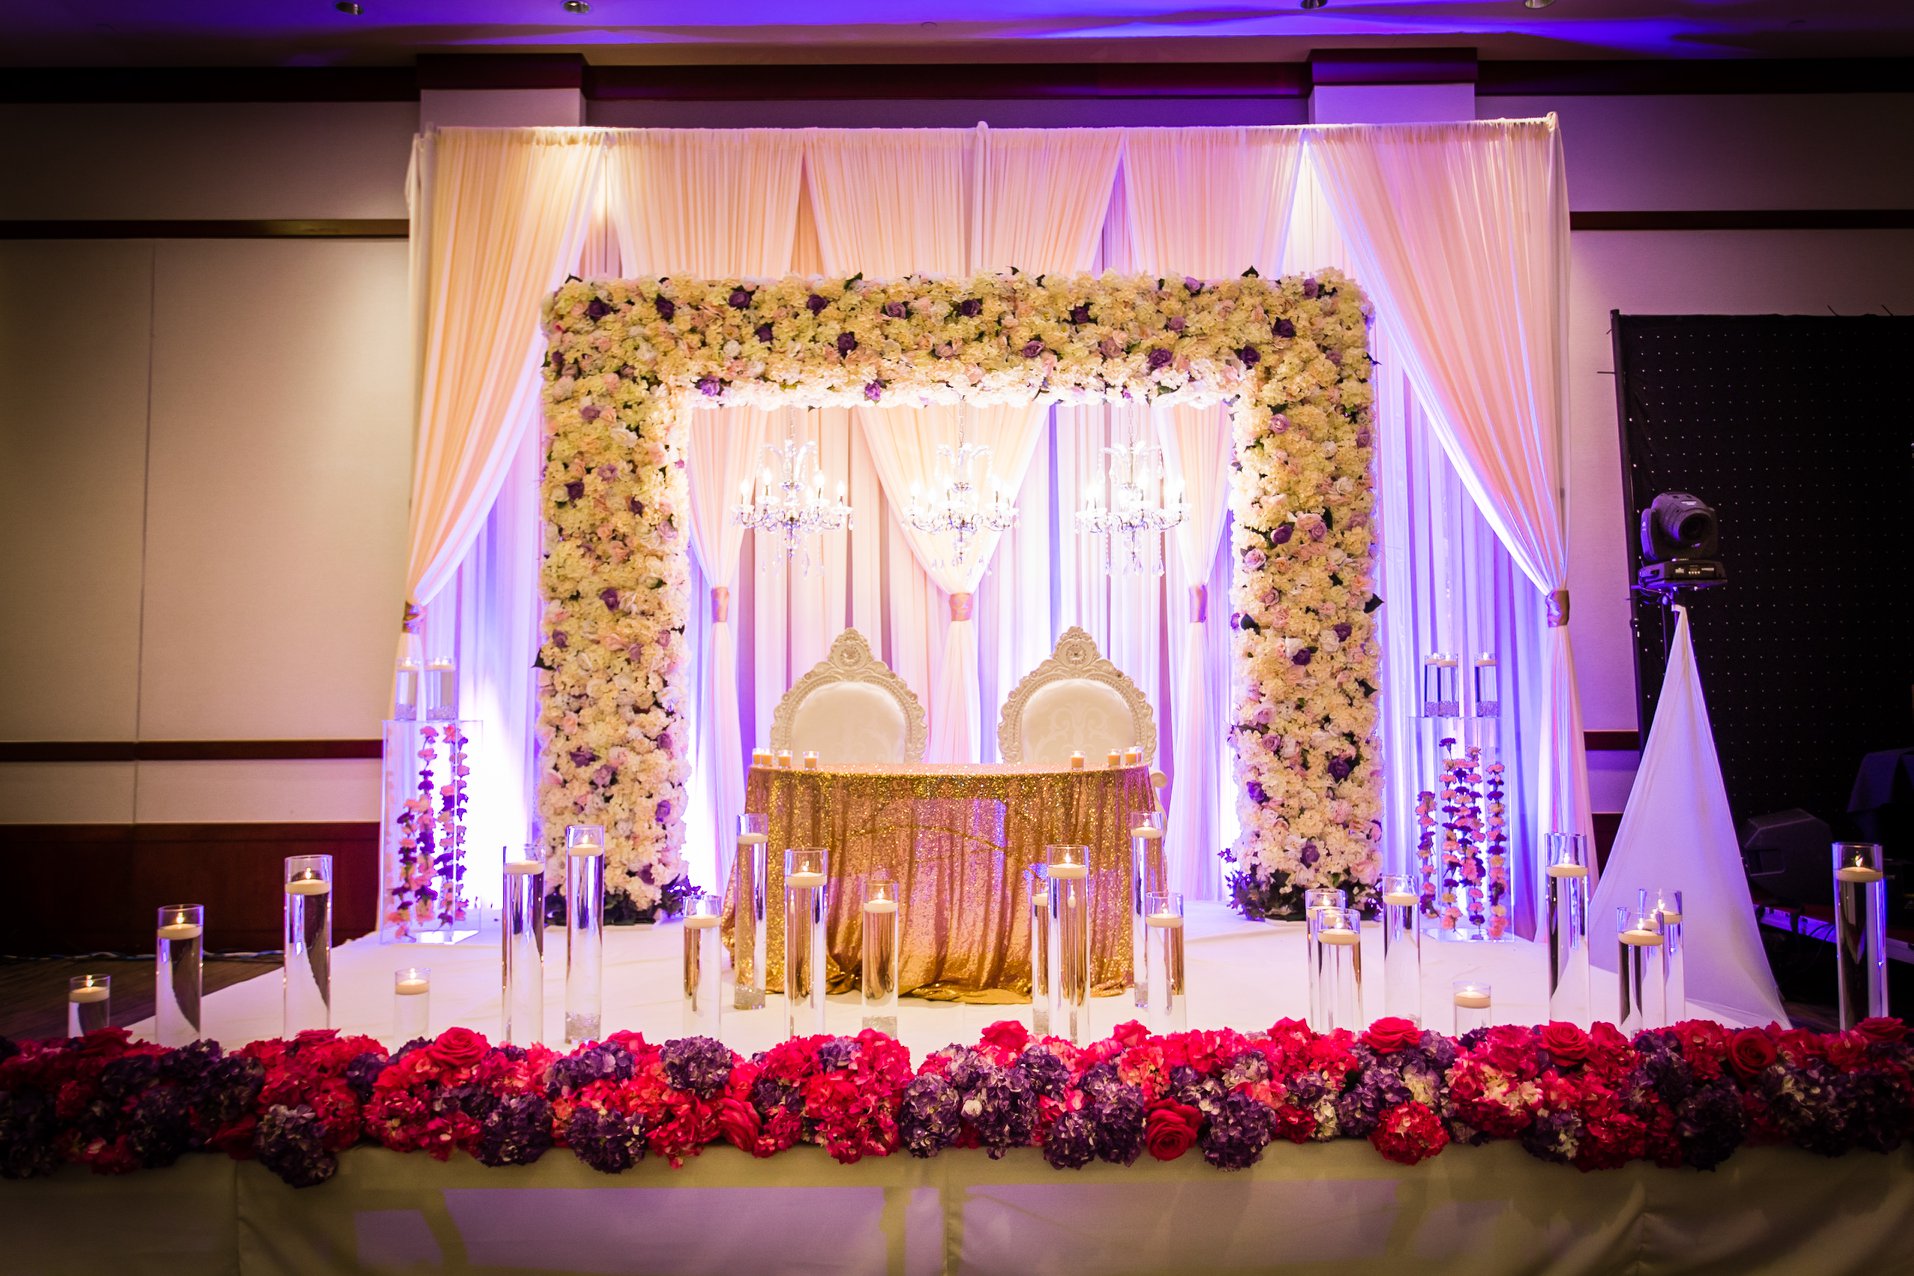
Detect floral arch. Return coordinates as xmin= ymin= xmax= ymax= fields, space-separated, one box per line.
xmin=537 ymin=268 xmax=1381 ymax=919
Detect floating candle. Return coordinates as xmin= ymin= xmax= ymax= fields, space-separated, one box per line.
xmin=1047 ymin=863 xmax=1089 ymax=881
xmin=683 ymin=914 xmax=721 ymax=929
xmin=1133 ymin=826 xmax=1164 ymax=841
xmin=1837 ymin=866 xmax=1885 ymax=884
xmin=68 ymin=984 xmax=110 ymax=1004
xmin=503 ymin=861 xmax=543 ymax=877
xmin=737 ymin=832 xmax=769 ymax=846
xmin=156 ymin=922 xmax=203 ymax=941
xmin=1319 ymin=928 xmax=1359 ymax=946
xmin=1618 ymin=927 xmax=1663 ymax=946
xmin=1453 ymin=989 xmax=1491 ymax=1009
xmin=1031 ymin=890 xmax=1050 ymax=907
xmin=1145 ymin=911 xmax=1184 ymax=929
xmin=284 ymin=876 xmax=331 ymax=895
xmin=863 ymin=898 xmax=899 ymax=914
xmin=1381 ymin=891 xmax=1419 ymax=907
xmin=786 ymin=871 xmax=828 ymax=889
xmin=571 ymin=841 xmax=606 ymax=858
xmin=394 ymin=978 xmax=430 ymax=997
xmin=1545 ymin=863 xmax=1589 ymax=878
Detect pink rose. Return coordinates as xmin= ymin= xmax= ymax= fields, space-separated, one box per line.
xmin=1144 ymin=1102 xmax=1202 ymax=1161
xmin=1361 ymin=1017 xmax=1420 ymax=1054
xmin=1726 ymin=1028 xmax=1777 ymax=1079
xmin=427 ymin=1026 xmax=488 ymax=1070
xmin=1539 ymin=1022 xmax=1591 ymax=1067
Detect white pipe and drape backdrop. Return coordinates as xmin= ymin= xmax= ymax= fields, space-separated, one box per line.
xmin=400 ymin=119 xmax=1595 ymax=942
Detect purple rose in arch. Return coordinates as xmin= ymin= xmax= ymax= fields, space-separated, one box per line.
xmin=957 ymin=298 xmax=982 ymax=318
xmin=1334 ymin=622 xmax=1352 ymax=642
xmin=655 ymin=800 xmax=673 ymax=824
xmin=1302 ymin=277 xmax=1319 ymax=298
xmin=579 ymin=404 xmax=601 ymax=421
xmin=836 ymin=332 xmax=858 ymax=355
xmin=1270 ymin=523 xmax=1293 ymax=546
xmin=1021 ymin=340 xmax=1044 ymax=358
xmin=629 ymin=497 xmax=644 ymax=516
xmin=755 ymin=323 xmax=774 ymax=343
xmin=1165 ymin=315 xmax=1186 ymax=333
xmin=1183 ymin=276 xmax=1204 ymax=294
xmin=552 ymin=631 xmax=568 ymax=649
xmin=654 ymin=295 xmax=676 ymax=320
xmin=1273 ymin=318 xmax=1296 ymax=340
xmin=864 ymin=380 xmax=884 ymax=402
xmin=807 ymin=294 xmax=829 ymax=314
xmin=564 ymin=480 xmax=585 ymax=501
xmin=697 ymin=376 xmax=723 ymax=398
xmin=1292 ymin=647 xmax=1314 ymax=666
xmin=1327 ymin=756 xmax=1353 ymax=782
xmin=884 ymin=301 xmax=907 ymax=319
xmin=1300 ymin=842 xmax=1320 ymax=866
xmin=1069 ymin=303 xmax=1091 ymax=325
xmin=1146 ymin=348 xmax=1173 ymax=370
xmin=586 ymin=298 xmax=610 ymax=319
xmin=728 ymin=287 xmax=753 ymax=309
xmin=569 ymin=748 xmax=597 ymax=768
xmin=599 ymin=587 xmax=620 ymax=611
xmin=1246 ymin=781 xmax=1267 ymax=805
xmin=1237 ymin=345 xmax=1261 ymax=367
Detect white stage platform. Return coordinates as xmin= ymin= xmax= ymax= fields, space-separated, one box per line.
xmin=129 ymin=901 xmax=1746 ymax=1052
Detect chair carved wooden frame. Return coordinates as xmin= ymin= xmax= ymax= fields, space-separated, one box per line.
xmin=997 ymin=626 xmax=1157 ymax=767
xmin=769 ymin=628 xmax=929 ymax=765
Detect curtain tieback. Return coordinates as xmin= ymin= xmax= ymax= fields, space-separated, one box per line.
xmin=1546 ymin=589 xmax=1571 ymax=628
xmin=1190 ymin=584 xmax=1208 ymax=624
xmin=710 ymin=586 xmax=730 ymax=623
xmin=402 ymin=600 xmax=422 ymax=632
xmin=950 ymin=592 xmax=975 ymax=622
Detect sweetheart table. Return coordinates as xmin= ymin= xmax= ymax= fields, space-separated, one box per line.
xmin=738 ymin=761 xmax=1156 ymax=1003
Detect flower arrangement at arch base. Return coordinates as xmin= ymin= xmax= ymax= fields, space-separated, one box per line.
xmin=2 ymin=1015 xmax=1908 ymax=1188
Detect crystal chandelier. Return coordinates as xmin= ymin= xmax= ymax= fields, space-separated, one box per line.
xmin=1076 ymin=431 xmax=1188 ymax=574
xmin=733 ymin=427 xmax=852 ymax=570
xmin=902 ymin=418 xmax=1018 ymax=569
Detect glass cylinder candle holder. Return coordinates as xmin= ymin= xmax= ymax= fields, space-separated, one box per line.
xmin=734 ymin=815 xmax=770 ymax=1010
xmin=1377 ymin=873 xmax=1422 ymax=1026
xmin=1130 ymin=812 xmax=1168 ymax=1009
xmin=1472 ymin=653 xmax=1500 ymax=718
xmin=393 ymin=967 xmax=430 ymax=1041
xmin=393 ymin=656 xmax=422 ymax=722
xmin=776 ymin=750 xmax=793 ymax=769
xmin=424 ymin=657 xmax=458 ymax=720
xmin=155 ymin=904 xmax=204 ymax=1046
xmin=1046 ymin=845 xmax=1092 ymax=1043
xmin=683 ymin=891 xmax=723 ymax=1037
xmin=1545 ymin=834 xmax=1592 ymax=1026
xmin=1027 ymin=865 xmax=1052 ymax=1036
xmin=784 ymin=848 xmax=830 ymax=1038
xmin=1451 ymin=977 xmax=1492 ymax=1035
xmin=502 ymin=846 xmax=546 ymax=1044
xmin=1833 ymin=842 xmax=1888 ymax=1028
xmin=751 ymin=747 xmax=773 ymax=769
xmin=1302 ymin=887 xmax=1348 ymax=1032
xmin=1616 ymin=907 xmax=1665 ymax=1035
xmin=862 ymin=876 xmax=901 ymax=1036
xmin=67 ymin=975 xmax=111 ymax=1036
xmin=802 ymin=750 xmax=820 ymax=771
xmin=1420 ymin=653 xmax=1459 ymax=718
xmin=564 ymin=825 xmax=606 ymax=1043
xmin=283 ymin=854 xmax=333 ymax=1034
xmin=1643 ymin=886 xmax=1685 ymax=1023
xmin=1143 ymin=891 xmax=1187 ymax=1034
xmin=1311 ymin=907 xmax=1363 ymax=1032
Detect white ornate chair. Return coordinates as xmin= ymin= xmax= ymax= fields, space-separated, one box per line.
xmin=769 ymin=629 xmax=928 ymax=765
xmin=996 ymin=626 xmax=1157 ymax=767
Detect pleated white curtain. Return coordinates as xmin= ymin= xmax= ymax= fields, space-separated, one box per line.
xmin=1309 ymin=117 xmax=1596 ymax=879
xmin=605 ymin=130 xmax=805 ymax=883
xmin=404 ymin=128 xmax=603 ymax=609
xmin=1121 ymin=127 xmax=1304 ymax=898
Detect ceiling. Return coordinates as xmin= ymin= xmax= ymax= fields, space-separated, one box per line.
xmin=9 ymin=0 xmax=1914 ymax=67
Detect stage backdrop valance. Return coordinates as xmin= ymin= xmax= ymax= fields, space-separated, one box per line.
xmin=536 ymin=269 xmax=1381 ymax=917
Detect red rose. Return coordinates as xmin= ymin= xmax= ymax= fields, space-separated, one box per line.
xmin=427 ymin=1026 xmax=489 ymax=1070
xmin=716 ymin=1096 xmax=762 ymax=1152
xmin=1776 ymin=1028 xmax=1823 ymax=1063
xmin=980 ymin=1020 xmax=1031 ymax=1053
xmin=1857 ymin=1017 xmax=1907 ymax=1044
xmin=1112 ymin=1020 xmax=1152 ymax=1050
xmin=1143 ymin=1101 xmax=1202 ymax=1161
xmin=1823 ymin=1032 xmax=1868 ymax=1070
xmin=1726 ymin=1028 xmax=1777 ymax=1079
xmin=1370 ymin=1101 xmax=1449 ymax=1166
xmin=1540 ymin=1022 xmax=1591 ymax=1067
xmin=1361 ymin=1017 xmax=1420 ymax=1054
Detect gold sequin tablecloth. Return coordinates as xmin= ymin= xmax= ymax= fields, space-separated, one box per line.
xmin=736 ymin=762 xmax=1155 ymax=1004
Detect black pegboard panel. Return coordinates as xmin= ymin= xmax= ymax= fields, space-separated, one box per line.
xmin=1614 ymin=313 xmax=1914 ymax=834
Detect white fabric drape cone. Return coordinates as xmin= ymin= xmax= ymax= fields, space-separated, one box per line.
xmin=1309 ymin=117 xmax=1596 ymax=906
xmin=1124 ymin=127 xmax=1303 ymax=897
xmin=606 ymin=132 xmax=805 ymax=877
xmin=1589 ymin=607 xmax=1789 ymax=1027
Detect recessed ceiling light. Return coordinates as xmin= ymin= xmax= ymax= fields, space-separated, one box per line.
xmin=334 ymin=1 xmax=363 ymax=12
xmin=1523 ymin=0 xmax=1558 ymax=8
xmin=1301 ymin=0 xmax=1327 ymax=9
xmin=563 ymin=0 xmax=590 ymax=12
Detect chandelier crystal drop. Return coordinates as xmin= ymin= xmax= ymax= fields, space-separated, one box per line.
xmin=1076 ymin=430 xmax=1188 ymax=575
xmin=902 ymin=418 xmax=1018 ymax=569
xmin=733 ymin=427 xmax=853 ymax=571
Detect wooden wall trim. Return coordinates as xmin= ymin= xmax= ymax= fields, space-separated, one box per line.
xmin=1571 ymin=209 xmax=1914 ymax=232
xmin=0 ymin=740 xmax=383 ymax=763
xmin=0 ymin=219 xmax=408 ymax=241
xmin=0 ymin=822 xmax=379 ymax=955
xmin=6 ymin=56 xmax=1903 ymax=106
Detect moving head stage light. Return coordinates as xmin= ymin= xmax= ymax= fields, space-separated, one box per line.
xmin=1638 ymin=490 xmax=1725 ymax=592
